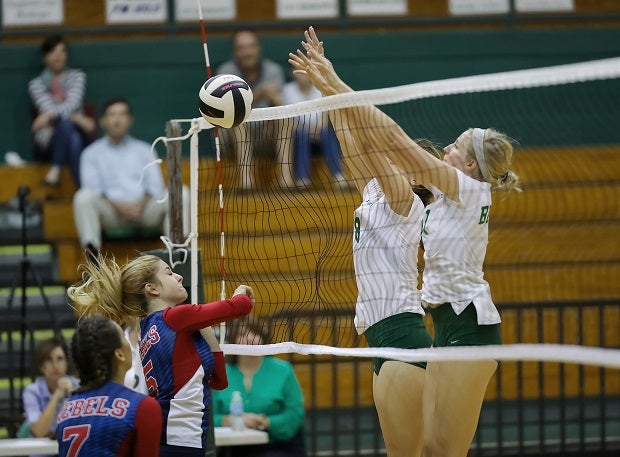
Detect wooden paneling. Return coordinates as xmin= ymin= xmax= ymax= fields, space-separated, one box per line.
xmin=3 ymin=143 xmax=618 ymax=407
xmin=576 ymin=0 xmax=620 ymax=13
xmin=295 ymin=361 xmax=374 ymax=408
xmin=0 ymin=164 xmax=75 ymax=202
xmin=64 ymin=0 xmax=104 ymax=28
xmin=56 ymin=238 xmax=163 ymax=283
xmin=43 ymin=201 xmax=78 ymax=240
xmin=511 ymin=146 xmax=620 ymax=186
xmin=485 ymin=263 xmax=620 ymax=302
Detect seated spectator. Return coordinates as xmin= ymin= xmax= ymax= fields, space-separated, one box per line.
xmin=217 ymin=30 xmax=289 ymax=190
xmin=28 ymin=34 xmax=96 ymax=188
xmin=282 ymin=72 xmax=346 ymax=188
xmin=212 ymin=318 xmax=306 ymax=457
xmin=72 ymin=97 xmax=188 ymax=258
xmin=21 ymin=337 xmax=79 ymax=444
xmin=57 ymin=315 xmax=162 ymax=456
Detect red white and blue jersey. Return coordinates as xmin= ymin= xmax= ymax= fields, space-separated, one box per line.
xmin=139 ymin=296 xmax=253 ymax=449
xmin=56 ymin=381 xmax=161 ymax=457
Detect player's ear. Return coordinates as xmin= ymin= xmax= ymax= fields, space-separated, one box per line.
xmin=465 ymin=158 xmax=478 ymax=174
xmin=144 ymin=282 xmax=160 ymax=297
xmin=114 ymin=347 xmax=127 ymax=362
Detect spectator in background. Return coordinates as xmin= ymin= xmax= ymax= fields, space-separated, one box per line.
xmin=72 ymin=97 xmax=188 ymax=258
xmin=21 ymin=337 xmax=79 ymax=447
xmin=28 ymin=34 xmax=96 ymax=188
xmin=212 ymin=318 xmax=306 ymax=457
xmin=217 ymin=30 xmax=291 ymax=190
xmin=282 ymin=72 xmax=346 ymax=189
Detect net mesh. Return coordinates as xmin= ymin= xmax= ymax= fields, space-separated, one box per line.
xmin=150 ymin=56 xmax=620 ymax=457
xmin=168 ymin=57 xmax=620 ymax=366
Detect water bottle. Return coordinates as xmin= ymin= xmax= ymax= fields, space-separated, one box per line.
xmin=229 ymin=390 xmax=245 ymax=431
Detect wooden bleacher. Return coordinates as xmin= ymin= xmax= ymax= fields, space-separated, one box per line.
xmin=1 ymin=145 xmax=618 ymax=409
xmin=0 ymin=161 xmax=197 ymax=282
xmin=2 ymin=145 xmax=617 ymax=302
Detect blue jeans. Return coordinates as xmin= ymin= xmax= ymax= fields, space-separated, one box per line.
xmin=53 ymin=117 xmax=86 ymax=187
xmin=294 ymin=125 xmax=342 ymax=181
xmin=36 ymin=117 xmax=87 ymax=188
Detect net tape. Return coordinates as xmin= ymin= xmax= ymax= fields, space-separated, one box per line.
xmin=222 ymin=343 xmax=620 ymax=369
xmin=187 ymin=57 xmax=620 ymax=128
xmin=171 ymin=57 xmax=620 ymax=368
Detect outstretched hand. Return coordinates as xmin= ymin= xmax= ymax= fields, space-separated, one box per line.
xmin=288 ymin=26 xmax=350 ymax=96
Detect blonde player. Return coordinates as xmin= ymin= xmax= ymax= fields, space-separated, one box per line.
xmin=68 ymin=255 xmax=254 ymax=456
xmin=291 ymin=27 xmax=520 ymax=457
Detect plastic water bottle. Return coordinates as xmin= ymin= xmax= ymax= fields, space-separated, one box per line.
xmin=229 ymin=390 xmax=245 ymax=431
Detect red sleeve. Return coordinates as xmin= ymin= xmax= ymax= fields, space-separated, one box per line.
xmin=209 ymin=351 xmax=228 ymax=390
xmin=134 ymin=396 xmax=162 ymax=457
xmin=162 ymin=295 xmax=253 ymax=332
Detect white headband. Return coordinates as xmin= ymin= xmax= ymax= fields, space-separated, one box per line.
xmin=472 ymin=128 xmax=491 ymax=182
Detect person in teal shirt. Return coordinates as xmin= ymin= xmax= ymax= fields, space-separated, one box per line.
xmin=212 ymin=318 xmax=306 ymax=457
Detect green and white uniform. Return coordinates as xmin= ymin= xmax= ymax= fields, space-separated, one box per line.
xmin=353 ymin=178 xmax=426 ymax=333
xmin=422 ymin=169 xmax=501 ymax=345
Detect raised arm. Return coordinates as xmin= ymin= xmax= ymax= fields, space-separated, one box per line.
xmin=292 ymin=30 xmax=415 ymax=212
xmin=163 ymin=290 xmax=253 ymax=333
xmin=290 ymin=27 xmax=460 ymax=201
xmin=328 ymin=111 xmax=372 ymax=195
xmin=329 ymin=111 xmax=414 ymax=215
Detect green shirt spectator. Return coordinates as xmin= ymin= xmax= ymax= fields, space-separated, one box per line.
xmin=212 ymin=319 xmax=305 ymax=457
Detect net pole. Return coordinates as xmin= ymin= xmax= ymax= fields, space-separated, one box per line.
xmin=190 ymin=127 xmax=199 ymax=305
xmin=165 ymin=121 xmax=184 ymax=242
xmin=196 ymin=0 xmax=227 ymax=343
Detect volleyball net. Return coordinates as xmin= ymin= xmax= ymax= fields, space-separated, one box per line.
xmin=160 ymin=57 xmax=620 ymax=369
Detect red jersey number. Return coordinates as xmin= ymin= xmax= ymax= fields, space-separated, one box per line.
xmin=62 ymin=424 xmax=91 ymax=457
xmin=143 ymin=359 xmax=159 ymax=396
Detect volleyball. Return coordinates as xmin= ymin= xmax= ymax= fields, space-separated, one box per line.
xmin=198 ymin=74 xmax=253 ymax=129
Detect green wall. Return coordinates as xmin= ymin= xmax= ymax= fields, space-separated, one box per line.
xmin=1 ymin=27 xmax=619 ymax=161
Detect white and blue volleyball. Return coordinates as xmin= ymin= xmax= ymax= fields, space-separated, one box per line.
xmin=198 ymin=74 xmax=253 ymax=129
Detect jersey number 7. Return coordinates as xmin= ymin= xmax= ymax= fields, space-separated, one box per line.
xmin=62 ymin=424 xmax=91 ymax=457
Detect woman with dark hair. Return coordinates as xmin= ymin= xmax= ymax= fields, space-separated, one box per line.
xmin=56 ymin=315 xmax=162 ymax=456
xmin=212 ymin=318 xmax=306 ymax=457
xmin=28 ymin=34 xmax=95 ymax=187
xmin=21 ymin=336 xmax=78 ymax=448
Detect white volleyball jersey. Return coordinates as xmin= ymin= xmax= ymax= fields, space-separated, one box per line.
xmin=124 ymin=327 xmax=148 ymax=394
xmin=353 ymin=179 xmax=425 ymax=334
xmin=421 ymin=169 xmax=500 ymax=324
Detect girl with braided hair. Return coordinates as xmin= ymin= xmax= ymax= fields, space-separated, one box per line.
xmin=57 ymin=315 xmax=162 ymax=456
xmin=68 ymin=254 xmax=254 ymax=456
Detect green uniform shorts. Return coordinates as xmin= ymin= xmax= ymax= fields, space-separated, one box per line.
xmin=364 ymin=312 xmax=433 ymax=375
xmin=428 ymin=302 xmax=501 ymax=347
